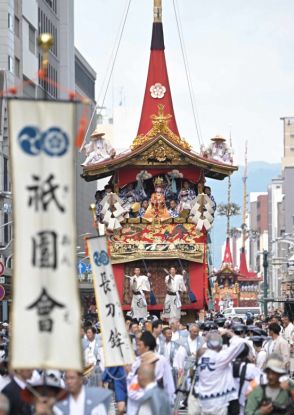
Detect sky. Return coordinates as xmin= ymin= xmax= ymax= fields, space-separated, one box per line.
xmin=74 ymin=0 xmax=294 ymax=165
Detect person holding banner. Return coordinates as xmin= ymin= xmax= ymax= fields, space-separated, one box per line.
xmin=162 ymin=266 xmax=187 ymax=321
xmin=127 ymin=268 xmax=151 ymax=320
xmin=82 ymin=327 xmax=102 ymax=387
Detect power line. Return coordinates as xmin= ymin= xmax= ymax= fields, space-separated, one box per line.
xmin=80 ymin=0 xmax=132 ymax=151
xmin=172 ymin=0 xmax=203 ymax=149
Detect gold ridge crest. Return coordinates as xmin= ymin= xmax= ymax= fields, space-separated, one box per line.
xmin=131 ymin=104 xmax=191 ymax=151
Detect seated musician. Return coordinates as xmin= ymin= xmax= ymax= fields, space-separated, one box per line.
xmin=204 ymin=186 xmax=216 ymax=211
xmin=119 ymin=182 xmax=140 ymax=203
xmin=122 ymin=194 xmax=137 ymax=218
xmin=178 ymin=180 xmax=196 ymax=202
xmin=143 ymin=177 xmax=171 ymax=223
xmin=178 ymin=190 xmax=192 ymax=217
xmin=168 ymin=199 xmax=179 ymax=218
xmin=139 ymin=199 xmax=149 ymax=218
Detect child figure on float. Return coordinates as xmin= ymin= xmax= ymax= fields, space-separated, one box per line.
xmin=143 ymin=176 xmax=171 ymax=223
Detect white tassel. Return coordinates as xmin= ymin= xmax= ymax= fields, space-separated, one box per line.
xmin=107 ymin=217 xmax=116 ymax=231
xmin=101 ymin=201 xmax=110 ymax=215
xmin=113 ymin=202 xmax=125 ymax=218
xmin=103 ymin=210 xmax=112 ymax=224
xmin=203 ymin=211 xmax=213 ymax=222
xmin=98 ymin=223 xmax=106 ymax=235
xmin=196 ymin=219 xmax=204 ymax=230
xmin=203 ymin=219 xmax=212 ymax=230
xmin=113 ymin=219 xmax=122 ymax=230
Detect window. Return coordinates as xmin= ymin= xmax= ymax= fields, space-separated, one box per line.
xmin=3 ymin=157 xmax=8 ymax=192
xmin=14 ymin=16 xmax=20 ymax=37
xmin=14 ymin=57 xmax=20 ymax=78
xmin=29 ymin=25 xmax=35 ymax=53
xmin=4 ymin=213 xmax=9 ymax=244
xmin=45 ymin=0 xmax=57 ymax=13
xmin=8 ymin=56 xmax=13 ymax=73
xmin=29 ymin=24 xmax=36 ymax=52
xmin=8 ymin=13 xmax=12 ymax=29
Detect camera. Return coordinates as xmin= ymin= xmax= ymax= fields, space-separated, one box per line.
xmin=272 ymin=403 xmax=288 ymax=414
xmin=260 ymin=399 xmax=288 ymax=414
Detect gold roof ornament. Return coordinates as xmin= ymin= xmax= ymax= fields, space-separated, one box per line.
xmin=154 ymin=0 xmax=162 ymax=23
xmin=131 ymin=104 xmax=191 ymax=151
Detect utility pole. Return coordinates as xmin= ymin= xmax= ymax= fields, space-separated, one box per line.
xmin=263 ymin=250 xmax=269 ymax=317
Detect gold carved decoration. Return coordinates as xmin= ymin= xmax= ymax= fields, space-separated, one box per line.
xmin=140 ymin=140 xmax=183 ymax=163
xmin=131 ymin=104 xmax=191 ymax=151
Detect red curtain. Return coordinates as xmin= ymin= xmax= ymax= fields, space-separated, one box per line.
xmin=117 ymin=167 xmax=202 ymax=187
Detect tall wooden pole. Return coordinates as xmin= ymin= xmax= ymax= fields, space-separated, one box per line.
xmin=242 ymin=141 xmax=248 ymax=249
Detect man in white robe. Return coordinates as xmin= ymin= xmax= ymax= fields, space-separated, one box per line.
xmin=162 ymin=267 xmax=186 ymax=321
xmin=128 ymin=267 xmax=150 ymax=320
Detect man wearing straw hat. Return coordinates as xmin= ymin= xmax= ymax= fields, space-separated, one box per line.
xmin=82 ymin=129 xmax=115 ymax=166
xmin=245 ymin=354 xmax=294 ymax=414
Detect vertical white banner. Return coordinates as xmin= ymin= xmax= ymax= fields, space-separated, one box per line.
xmin=87 ymin=237 xmax=135 ymax=367
xmin=9 ymin=99 xmax=82 ymax=370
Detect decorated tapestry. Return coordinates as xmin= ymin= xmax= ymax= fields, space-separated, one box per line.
xmin=109 ymin=223 xmax=205 ymax=263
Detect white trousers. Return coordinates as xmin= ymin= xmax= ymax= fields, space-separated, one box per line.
xmin=187 ymin=393 xmax=201 ymax=415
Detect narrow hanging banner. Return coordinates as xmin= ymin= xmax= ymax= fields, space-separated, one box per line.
xmin=9 ymin=99 xmax=82 ymax=370
xmin=87 ymin=236 xmax=135 ymax=367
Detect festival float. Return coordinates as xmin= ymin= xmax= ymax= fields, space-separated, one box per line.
xmin=213 ymin=144 xmax=261 ymax=310
xmin=81 ymin=0 xmax=237 ymax=319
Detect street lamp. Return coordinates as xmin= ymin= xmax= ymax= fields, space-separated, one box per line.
xmin=263 ymin=250 xmax=269 ymax=318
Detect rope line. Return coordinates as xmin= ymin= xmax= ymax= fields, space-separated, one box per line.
xmin=172 ymin=0 xmax=203 ymax=149
xmin=79 ymin=0 xmax=132 ymax=151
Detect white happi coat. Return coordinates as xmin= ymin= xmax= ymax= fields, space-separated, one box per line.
xmin=130 ymin=275 xmax=150 ymax=319
xmin=162 ymin=274 xmax=186 ymax=320
xmin=197 ymin=336 xmax=245 ymax=413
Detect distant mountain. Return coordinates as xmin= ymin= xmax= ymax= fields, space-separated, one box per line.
xmin=207 ymin=161 xmax=281 ymax=267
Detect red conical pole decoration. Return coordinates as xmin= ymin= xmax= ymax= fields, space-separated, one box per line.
xmin=222 ymin=237 xmax=234 ymax=269
xmin=137 ymin=0 xmax=179 ymax=137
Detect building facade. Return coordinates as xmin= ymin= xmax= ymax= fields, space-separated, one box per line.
xmin=0 ymin=0 xmax=96 ymax=319
xmin=267 ymin=177 xmax=284 ymax=300
xmin=74 ymin=47 xmax=97 ymax=240
xmin=249 ymin=192 xmax=268 ymax=274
